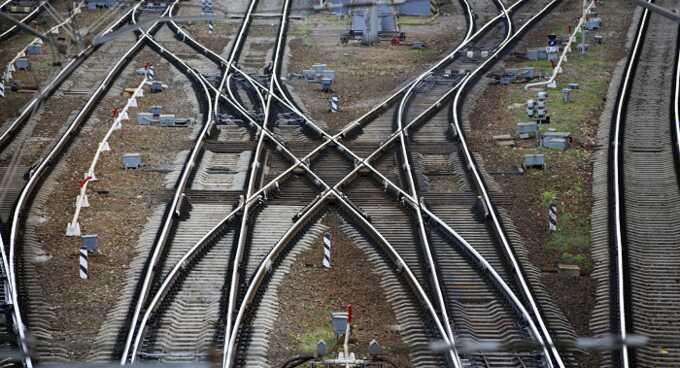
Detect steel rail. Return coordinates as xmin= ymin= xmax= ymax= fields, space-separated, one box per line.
xmin=3 ymin=1 xmax=84 ymax=79
xmin=119 ymin=2 xmax=216 ymax=362
xmin=119 ymin=0 xmax=271 ymax=360
xmin=122 ymin=0 xmax=269 ymax=350
xmin=0 ymin=0 xmax=48 ymax=41
xmin=0 ymin=234 xmax=32 ymax=368
xmin=675 ymin=25 xmax=680 ymax=174
xmin=0 ymin=3 xmax=144 ymax=365
xmin=449 ymin=0 xmax=565 ymax=366
xmin=146 ymin=3 xmax=545 ymax=365
xmin=390 ymin=2 xmax=511 ymax=362
xmin=221 ymin=0 xmax=297 ymax=364
xmin=610 ymin=3 xmax=651 ymax=367
xmin=421 ymin=205 xmax=565 ymax=361
xmin=7 ymin=0 xmax=151 ymax=297
xmin=224 ymin=188 xmax=458 ymax=367
xmin=163 ymin=4 xmax=548 ymax=366
xmin=0 ymin=0 xmax=140 ymax=273
xmin=124 ymin=41 xmax=223 ymax=364
xmin=306 ymin=5 xmax=559 ymax=364
xmin=168 ymin=0 xmax=512 ymax=141
xmin=211 ymin=72 xmax=560 ymax=368
xmin=0 ymin=4 xmax=138 ymax=151
xmin=173 ymin=69 xmax=458 ymax=367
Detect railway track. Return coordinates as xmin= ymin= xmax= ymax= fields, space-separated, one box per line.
xmin=1 ymin=0 xmax=580 ymax=366
xmin=0 ymin=2 xmax=144 ymax=363
xmin=0 ymin=0 xmax=48 ymax=41
xmin=209 ymin=0 xmax=572 ymax=364
xmin=0 ymin=0 xmax=217 ymax=362
xmin=603 ymin=0 xmax=680 ymax=366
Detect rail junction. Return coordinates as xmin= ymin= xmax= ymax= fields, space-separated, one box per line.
xmin=0 ymin=0 xmax=678 ymax=367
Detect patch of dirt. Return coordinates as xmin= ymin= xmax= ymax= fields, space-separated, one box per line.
xmin=268 ymin=214 xmax=410 ymax=367
xmin=466 ymin=1 xmax=633 ymax=366
xmin=31 ymin=49 xmax=197 ymax=359
xmin=285 ymin=10 xmax=467 ymax=130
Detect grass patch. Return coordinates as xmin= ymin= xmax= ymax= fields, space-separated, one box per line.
xmin=287 ymin=305 xmax=339 ymax=354
xmin=297 ymin=325 xmax=336 ymax=353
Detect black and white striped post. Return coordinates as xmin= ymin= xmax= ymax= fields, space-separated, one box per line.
xmin=201 ymin=0 xmax=213 ymax=33
xmin=0 ymin=80 xmax=5 ymax=97
xmin=548 ymin=200 xmax=558 ymax=232
xmin=79 ymin=247 xmax=88 ymax=279
xmin=329 ymin=95 xmax=339 ymax=113
xmin=322 ymin=231 xmax=332 ymax=268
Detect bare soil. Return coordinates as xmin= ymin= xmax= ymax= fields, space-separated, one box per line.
xmin=268 ymin=214 xmax=410 ymax=367
xmin=30 ymin=49 xmax=197 ymax=359
xmin=285 ymin=9 xmax=467 ymax=130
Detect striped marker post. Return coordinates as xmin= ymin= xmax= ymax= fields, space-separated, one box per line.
xmin=548 ymin=201 xmax=557 ymax=232
xmin=329 ymin=95 xmax=339 ymax=113
xmin=0 ymin=81 xmax=4 ymax=97
xmin=79 ymin=247 xmax=88 ymax=279
xmin=322 ymin=231 xmax=332 ymax=268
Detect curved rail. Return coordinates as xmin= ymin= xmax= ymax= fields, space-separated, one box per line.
xmin=0 ymin=3 xmax=142 ymax=364
xmin=391 ymin=1 xmax=512 ymax=364
xmin=152 ymin=1 xmax=563 ymax=367
xmin=449 ymin=0 xmax=565 ymax=366
xmin=137 ymin=26 xmax=463 ymax=366
xmin=122 ymin=0 xmax=267 ymax=362
xmin=8 ymin=0 xmax=150 ymax=299
xmin=0 ymin=0 xmax=48 ymax=41
xmin=0 ymin=4 xmax=138 ymax=151
xmin=610 ymin=3 xmax=651 ymax=367
xmin=119 ymin=1 xmax=216 ymax=363
xmin=221 ymin=0 xmax=286 ymax=359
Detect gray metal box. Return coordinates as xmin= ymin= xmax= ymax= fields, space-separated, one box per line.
xmin=330 ymin=312 xmax=348 ymax=334
xmin=517 ymin=122 xmax=538 ymax=138
xmin=150 ymin=81 xmax=163 ymax=93
xmin=302 ymin=69 xmax=316 ymax=81
xmin=15 ymin=57 xmax=30 ymax=70
xmin=137 ymin=112 xmax=153 ymax=125
xmin=82 ymin=234 xmax=98 ymax=251
xmin=526 ymin=48 xmax=547 ymax=60
xmin=159 ymin=114 xmax=176 ymax=127
xmin=27 ymin=43 xmax=41 ymax=55
xmin=520 ymin=67 xmax=535 ymax=78
xmin=500 ymin=76 xmax=513 ymax=85
xmin=150 ymin=105 xmax=162 ymax=117
xmin=122 ymin=153 xmax=141 ymax=169
xmin=584 ymin=18 xmax=601 ymax=30
xmin=523 ymin=154 xmax=545 ymax=169
xmin=543 ymin=137 xmax=568 ymax=150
